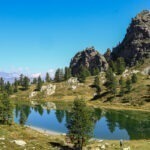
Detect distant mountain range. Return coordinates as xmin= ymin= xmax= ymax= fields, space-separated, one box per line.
xmin=0 ymin=71 xmax=54 ymax=83
xmin=0 ymin=72 xmax=20 ymax=83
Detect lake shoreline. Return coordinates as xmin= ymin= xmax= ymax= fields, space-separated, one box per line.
xmin=25 ymin=125 xmax=66 ymax=136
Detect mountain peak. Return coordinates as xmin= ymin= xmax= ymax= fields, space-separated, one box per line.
xmin=112 ymin=10 xmax=150 ymax=66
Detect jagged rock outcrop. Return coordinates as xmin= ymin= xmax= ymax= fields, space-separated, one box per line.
xmin=70 ymin=47 xmax=108 ymax=76
xmin=112 ymin=10 xmax=150 ymax=66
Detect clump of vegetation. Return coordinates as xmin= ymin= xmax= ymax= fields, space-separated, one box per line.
xmin=0 ymin=93 xmax=14 ymax=125
xmin=66 ymin=98 xmax=94 ymax=150
xmin=105 ymin=68 xmax=117 ymax=95
xmin=131 ymin=73 xmax=138 ymax=83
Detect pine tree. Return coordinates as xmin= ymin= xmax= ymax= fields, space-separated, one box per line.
xmin=78 ymin=66 xmax=90 ymax=83
xmin=0 ymin=94 xmax=14 ymax=124
xmin=5 ymin=82 xmax=13 ymax=95
xmin=105 ymin=68 xmax=117 ymax=95
xmin=19 ymin=74 xmax=24 ymax=86
xmin=0 ymin=77 xmax=5 ymax=92
xmin=126 ymin=78 xmax=132 ymax=92
xmin=64 ymin=67 xmax=72 ymax=80
xmin=45 ymin=72 xmax=51 ymax=82
xmin=32 ymin=78 xmax=37 ymax=84
xmin=116 ymin=57 xmax=126 ymax=75
xmin=36 ymin=76 xmax=43 ymax=91
xmin=14 ymin=78 xmax=18 ymax=92
xmin=109 ymin=60 xmax=117 ymax=72
xmin=54 ymin=68 xmax=60 ymax=82
xmin=131 ymin=73 xmax=137 ymax=83
xmin=55 ymin=68 xmax=64 ymax=82
xmin=66 ymin=98 xmax=94 ymax=150
xmin=94 ymin=76 xmax=101 ymax=95
xmin=92 ymin=67 xmax=99 ymax=76
xmin=22 ymin=76 xmax=30 ymax=90
xmin=119 ymin=77 xmax=125 ymax=96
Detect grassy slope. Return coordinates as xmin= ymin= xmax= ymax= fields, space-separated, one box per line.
xmin=0 ymin=124 xmax=150 ymax=150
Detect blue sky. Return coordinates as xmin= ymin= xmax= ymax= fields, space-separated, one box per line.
xmin=0 ymin=0 xmax=149 ymax=74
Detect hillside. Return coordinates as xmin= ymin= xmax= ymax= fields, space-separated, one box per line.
xmin=10 ymin=62 xmax=150 ymax=111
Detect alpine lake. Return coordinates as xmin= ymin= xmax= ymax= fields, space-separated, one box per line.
xmin=14 ymin=102 xmax=150 ymax=140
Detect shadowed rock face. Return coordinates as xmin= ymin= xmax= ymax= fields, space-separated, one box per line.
xmin=70 ymin=47 xmax=108 ymax=76
xmin=112 ymin=10 xmax=150 ymax=66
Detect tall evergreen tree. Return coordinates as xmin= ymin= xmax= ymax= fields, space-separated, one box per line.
xmin=93 ymin=76 xmax=101 ymax=95
xmin=109 ymin=60 xmax=117 ymax=72
xmin=22 ymin=76 xmax=30 ymax=90
xmin=14 ymin=78 xmax=18 ymax=92
xmin=78 ymin=66 xmax=90 ymax=83
xmin=119 ymin=77 xmax=125 ymax=96
xmin=45 ymin=72 xmax=51 ymax=82
xmin=64 ymin=67 xmax=72 ymax=80
xmin=32 ymin=78 xmax=37 ymax=84
xmin=105 ymin=68 xmax=117 ymax=95
xmin=116 ymin=57 xmax=126 ymax=75
xmin=54 ymin=68 xmax=64 ymax=82
xmin=126 ymin=78 xmax=132 ymax=92
xmin=19 ymin=74 xmax=24 ymax=86
xmin=5 ymin=82 xmax=13 ymax=95
xmin=66 ymin=98 xmax=94 ymax=150
xmin=131 ymin=73 xmax=138 ymax=83
xmin=0 ymin=77 xmax=5 ymax=92
xmin=0 ymin=94 xmax=14 ymax=124
xmin=92 ymin=67 xmax=100 ymax=76
xmin=36 ymin=76 xmax=43 ymax=91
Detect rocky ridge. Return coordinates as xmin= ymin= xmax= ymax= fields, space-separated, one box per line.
xmin=70 ymin=47 xmax=108 ymax=76
xmin=112 ymin=10 xmax=150 ymax=66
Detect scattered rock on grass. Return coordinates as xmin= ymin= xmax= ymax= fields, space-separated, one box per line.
xmin=13 ymin=140 xmax=26 ymax=146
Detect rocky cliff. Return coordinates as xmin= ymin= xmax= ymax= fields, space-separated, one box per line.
xmin=70 ymin=47 xmax=108 ymax=76
xmin=112 ymin=10 xmax=150 ymax=66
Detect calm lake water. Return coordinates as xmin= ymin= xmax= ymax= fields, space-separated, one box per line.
xmin=14 ymin=104 xmax=150 ymax=140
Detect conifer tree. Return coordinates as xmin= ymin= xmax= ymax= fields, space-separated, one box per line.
xmin=131 ymin=73 xmax=137 ymax=83
xmin=36 ymin=76 xmax=43 ymax=91
xmin=5 ymin=82 xmax=13 ymax=95
xmin=0 ymin=93 xmax=14 ymax=124
xmin=92 ymin=67 xmax=99 ymax=76
xmin=14 ymin=78 xmax=18 ymax=92
xmin=66 ymin=98 xmax=94 ymax=150
xmin=119 ymin=77 xmax=125 ymax=96
xmin=105 ymin=68 xmax=117 ymax=95
xmin=19 ymin=74 xmax=24 ymax=86
xmin=116 ymin=57 xmax=126 ymax=75
xmin=22 ymin=76 xmax=30 ymax=90
xmin=64 ymin=67 xmax=72 ymax=80
xmin=32 ymin=78 xmax=37 ymax=84
xmin=55 ymin=68 xmax=64 ymax=82
xmin=0 ymin=77 xmax=5 ymax=92
xmin=45 ymin=72 xmax=51 ymax=82
xmin=126 ymin=78 xmax=132 ymax=92
xmin=94 ymin=76 xmax=101 ymax=95
xmin=109 ymin=60 xmax=117 ymax=72
xmin=78 ymin=66 xmax=90 ymax=83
